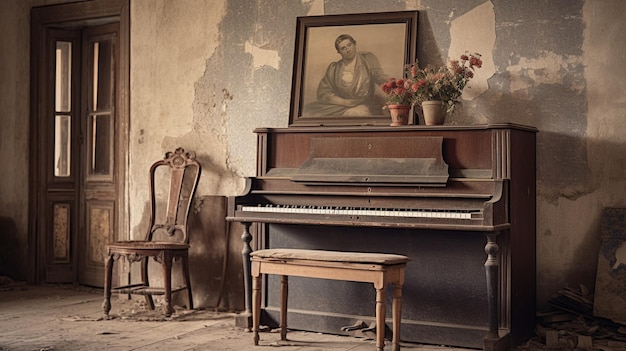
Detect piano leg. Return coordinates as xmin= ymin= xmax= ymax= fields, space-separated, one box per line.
xmin=235 ymin=222 xmax=253 ymax=329
xmin=483 ymin=231 xmax=510 ymax=351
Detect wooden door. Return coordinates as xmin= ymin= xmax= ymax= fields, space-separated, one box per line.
xmin=77 ymin=24 xmax=120 ymax=287
xmin=40 ymin=28 xmax=82 ymax=283
xmin=30 ymin=0 xmax=129 ymax=287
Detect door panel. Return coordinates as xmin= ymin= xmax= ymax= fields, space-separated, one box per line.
xmin=81 ymin=201 xmax=115 ymax=286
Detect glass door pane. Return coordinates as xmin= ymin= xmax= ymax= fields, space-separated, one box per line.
xmin=54 ymin=115 xmax=71 ymax=177
xmin=89 ymin=114 xmax=112 ymax=175
xmin=54 ymin=41 xmax=72 ymax=177
xmin=87 ymin=39 xmax=114 ymax=179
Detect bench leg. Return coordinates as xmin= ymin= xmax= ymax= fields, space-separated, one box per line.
xmin=280 ymin=275 xmax=288 ymax=340
xmin=252 ymin=273 xmax=262 ymax=345
xmin=375 ymin=287 xmax=386 ymax=351
xmin=392 ymin=282 xmax=403 ymax=351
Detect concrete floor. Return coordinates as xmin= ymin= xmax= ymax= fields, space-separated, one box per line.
xmin=0 ymin=284 xmax=475 ymax=351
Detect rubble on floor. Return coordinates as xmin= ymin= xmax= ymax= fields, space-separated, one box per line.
xmin=0 ymin=275 xmax=25 ymax=291
xmin=514 ymin=285 xmax=626 ymax=351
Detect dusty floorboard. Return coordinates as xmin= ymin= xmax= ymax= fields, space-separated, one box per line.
xmin=3 ymin=284 xmax=625 ymax=350
xmin=0 ymin=285 xmax=472 ymax=351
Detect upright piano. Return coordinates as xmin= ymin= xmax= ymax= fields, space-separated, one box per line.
xmin=227 ymin=124 xmax=536 ymax=350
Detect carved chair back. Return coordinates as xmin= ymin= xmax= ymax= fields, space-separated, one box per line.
xmin=145 ymin=148 xmax=201 ymax=245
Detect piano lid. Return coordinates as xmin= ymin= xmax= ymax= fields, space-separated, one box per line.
xmin=290 ymin=136 xmax=449 ymax=186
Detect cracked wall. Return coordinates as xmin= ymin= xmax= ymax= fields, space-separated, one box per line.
xmin=419 ymin=0 xmax=625 ymax=308
xmin=1 ymin=0 xmax=625 ymax=312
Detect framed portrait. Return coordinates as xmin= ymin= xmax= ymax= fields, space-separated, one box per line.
xmin=288 ymin=11 xmax=418 ymax=127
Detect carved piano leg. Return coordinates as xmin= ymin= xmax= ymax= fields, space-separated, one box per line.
xmin=236 ymin=222 xmax=253 ymax=329
xmin=483 ymin=232 xmax=510 ymax=351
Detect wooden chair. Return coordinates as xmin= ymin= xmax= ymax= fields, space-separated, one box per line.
xmin=103 ymin=148 xmax=201 ymax=317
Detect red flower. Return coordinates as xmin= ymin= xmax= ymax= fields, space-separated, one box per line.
xmin=380 ymin=82 xmax=392 ymax=93
xmin=470 ymin=56 xmax=482 ymax=68
xmin=394 ymin=87 xmax=406 ymax=95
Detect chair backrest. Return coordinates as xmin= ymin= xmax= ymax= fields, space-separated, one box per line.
xmin=145 ymin=148 xmax=201 ymax=244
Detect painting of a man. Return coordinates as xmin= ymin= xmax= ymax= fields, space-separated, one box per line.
xmin=303 ymin=34 xmax=388 ymax=117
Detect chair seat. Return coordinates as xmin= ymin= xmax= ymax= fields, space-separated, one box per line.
xmin=107 ymin=241 xmax=190 ymax=250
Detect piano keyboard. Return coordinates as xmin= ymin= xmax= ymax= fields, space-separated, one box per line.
xmin=241 ymin=205 xmax=480 ymax=219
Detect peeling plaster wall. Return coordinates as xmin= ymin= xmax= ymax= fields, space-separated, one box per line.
xmin=133 ymin=0 xmax=625 ymax=311
xmin=0 ymin=0 xmax=625 ymax=313
xmin=130 ymin=0 xmax=235 ymax=229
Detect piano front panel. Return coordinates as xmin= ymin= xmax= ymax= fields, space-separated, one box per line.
xmin=259 ymin=127 xmax=498 ymax=177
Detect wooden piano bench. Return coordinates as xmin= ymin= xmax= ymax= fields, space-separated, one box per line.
xmin=250 ymin=248 xmax=410 ymax=351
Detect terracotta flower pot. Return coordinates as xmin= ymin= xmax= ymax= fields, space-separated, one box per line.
xmin=421 ymin=101 xmax=447 ymax=125
xmin=387 ymin=104 xmax=411 ymax=126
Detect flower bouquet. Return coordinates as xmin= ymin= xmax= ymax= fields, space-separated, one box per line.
xmin=410 ymin=52 xmax=482 ymax=113
xmin=380 ymin=77 xmax=417 ymax=106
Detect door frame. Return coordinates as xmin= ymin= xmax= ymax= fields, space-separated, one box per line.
xmin=28 ymin=0 xmax=130 ymax=284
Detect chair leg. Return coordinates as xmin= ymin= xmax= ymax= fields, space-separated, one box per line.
xmin=142 ymin=256 xmax=155 ymax=310
xmin=162 ymin=253 xmax=174 ymax=317
xmin=102 ymin=254 xmax=114 ymax=317
xmin=375 ymin=287 xmax=386 ymax=351
xmin=252 ymin=272 xmax=262 ymax=346
xmin=392 ymin=282 xmax=403 ymax=351
xmin=280 ymin=275 xmax=288 ymax=341
xmin=182 ymin=255 xmax=194 ymax=309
